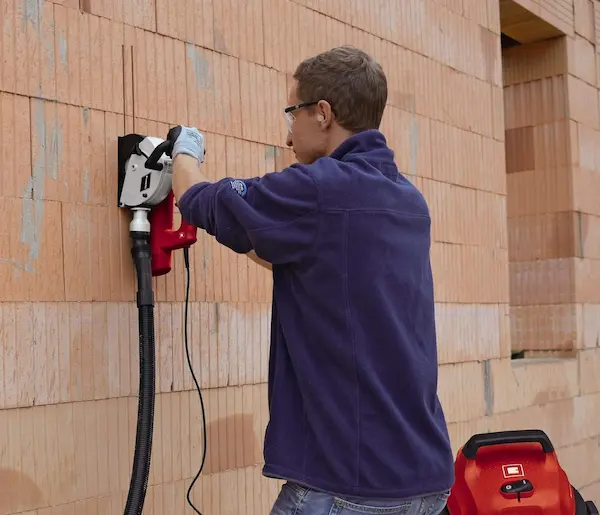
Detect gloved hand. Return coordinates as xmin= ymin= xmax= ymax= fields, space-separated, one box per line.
xmin=167 ymin=125 xmax=206 ymax=163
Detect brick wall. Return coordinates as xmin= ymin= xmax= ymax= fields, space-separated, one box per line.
xmin=0 ymin=0 xmax=599 ymax=514
xmin=504 ymin=37 xmax=576 ymax=354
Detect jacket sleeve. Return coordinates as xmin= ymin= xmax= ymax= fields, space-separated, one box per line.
xmin=176 ymin=164 xmax=320 ymax=264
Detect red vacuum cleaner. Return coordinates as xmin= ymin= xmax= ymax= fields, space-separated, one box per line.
xmin=442 ymin=429 xmax=598 ymax=515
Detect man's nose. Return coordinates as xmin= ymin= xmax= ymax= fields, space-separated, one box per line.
xmin=286 ymin=132 xmax=293 ymax=147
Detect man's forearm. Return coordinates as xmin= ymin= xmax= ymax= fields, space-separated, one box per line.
xmin=172 ymin=153 xmax=207 ymax=202
xmin=171 ymin=147 xmax=272 ymax=271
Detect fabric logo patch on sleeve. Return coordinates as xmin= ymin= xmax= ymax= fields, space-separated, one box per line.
xmin=230 ymin=179 xmax=247 ymax=197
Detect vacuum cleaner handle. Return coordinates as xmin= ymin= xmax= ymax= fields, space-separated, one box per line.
xmin=461 ymin=429 xmax=554 ymax=460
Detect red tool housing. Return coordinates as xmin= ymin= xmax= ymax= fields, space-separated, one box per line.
xmin=149 ymin=190 xmax=197 ymax=276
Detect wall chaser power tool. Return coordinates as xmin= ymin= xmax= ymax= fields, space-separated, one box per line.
xmin=117 ymin=133 xmax=198 ymax=276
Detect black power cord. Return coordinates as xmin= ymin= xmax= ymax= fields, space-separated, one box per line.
xmin=183 ymin=247 xmax=208 ymax=514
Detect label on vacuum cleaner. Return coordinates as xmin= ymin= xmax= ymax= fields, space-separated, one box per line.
xmin=502 ymin=464 xmax=525 ymax=478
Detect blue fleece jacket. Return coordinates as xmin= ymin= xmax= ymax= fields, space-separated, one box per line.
xmin=177 ymin=129 xmax=455 ymax=500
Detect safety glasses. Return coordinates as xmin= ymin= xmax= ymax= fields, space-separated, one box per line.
xmin=284 ymin=101 xmax=319 ymax=132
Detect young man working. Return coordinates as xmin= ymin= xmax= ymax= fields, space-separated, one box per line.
xmin=170 ymin=46 xmax=455 ymax=515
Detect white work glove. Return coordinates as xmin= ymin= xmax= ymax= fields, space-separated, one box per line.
xmin=167 ymin=125 xmax=206 ymax=163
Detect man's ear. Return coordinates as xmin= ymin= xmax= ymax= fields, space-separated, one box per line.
xmin=317 ymin=100 xmax=333 ymax=127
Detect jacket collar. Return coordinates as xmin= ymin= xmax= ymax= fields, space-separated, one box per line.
xmin=329 ymin=129 xmax=397 ymax=179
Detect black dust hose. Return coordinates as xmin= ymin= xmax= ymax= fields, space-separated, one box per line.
xmin=124 ymin=230 xmax=156 ymax=515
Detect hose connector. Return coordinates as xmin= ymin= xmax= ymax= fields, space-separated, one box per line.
xmin=130 ymin=208 xmax=151 ymax=234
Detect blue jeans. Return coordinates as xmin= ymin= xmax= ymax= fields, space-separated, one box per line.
xmin=270 ymin=481 xmax=450 ymax=515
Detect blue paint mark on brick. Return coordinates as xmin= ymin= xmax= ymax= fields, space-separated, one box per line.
xmin=483 ymin=359 xmax=494 ymax=416
xmin=265 ymin=146 xmax=280 ymax=161
xmin=20 ymin=99 xmax=62 ymax=271
xmin=49 ymin=122 xmax=62 ymax=180
xmin=186 ymin=43 xmax=214 ymax=91
xmin=58 ymin=34 xmax=68 ymax=68
xmin=21 ymin=0 xmax=44 ymax=30
xmin=83 ymin=168 xmax=90 ymax=204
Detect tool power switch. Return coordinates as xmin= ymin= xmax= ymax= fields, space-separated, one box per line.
xmin=501 ymin=479 xmax=533 ymax=494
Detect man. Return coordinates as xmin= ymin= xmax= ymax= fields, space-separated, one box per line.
xmin=169 ymin=45 xmax=455 ymax=515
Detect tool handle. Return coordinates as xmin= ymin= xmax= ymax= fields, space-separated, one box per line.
xmin=145 ymin=125 xmax=184 ymax=171
xmin=461 ymin=429 xmax=554 ymax=460
xmin=149 ymin=191 xmax=197 ymax=276
xmin=145 ymin=139 xmax=173 ymax=171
